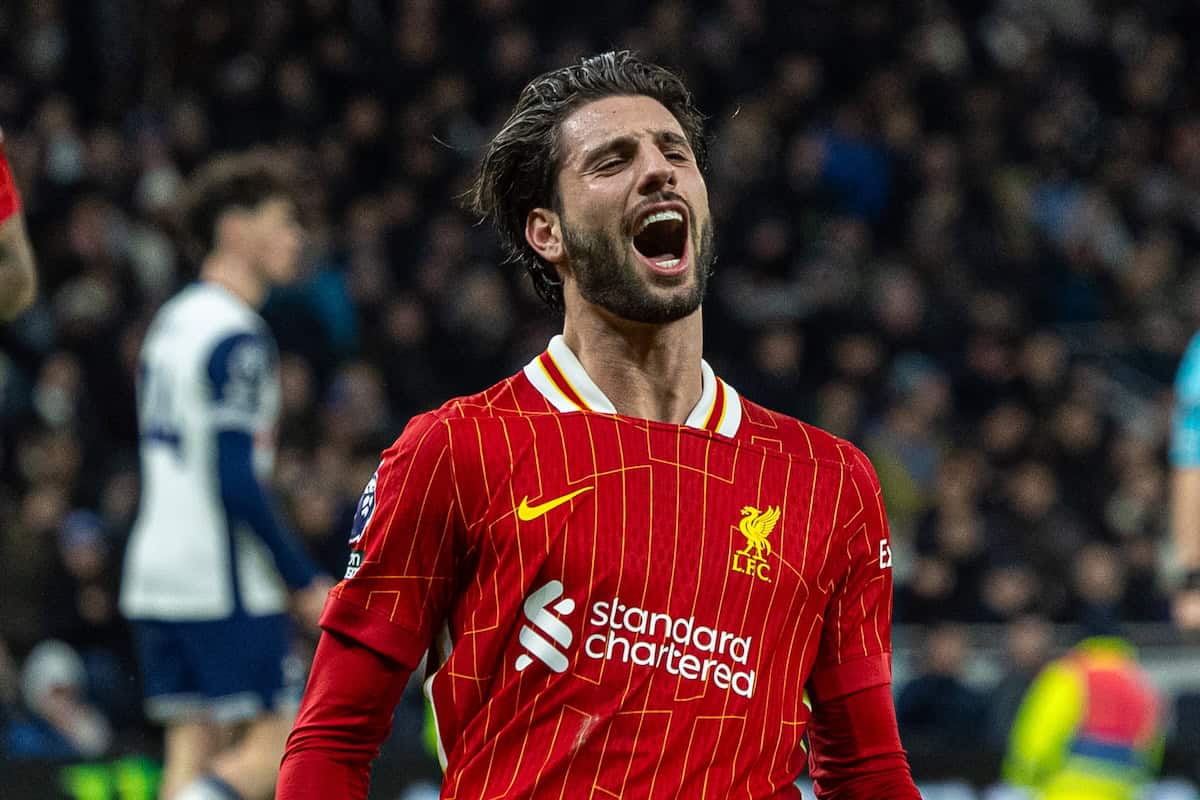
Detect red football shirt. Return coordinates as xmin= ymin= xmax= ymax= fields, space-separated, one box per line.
xmin=319 ymin=335 xmax=896 ymax=798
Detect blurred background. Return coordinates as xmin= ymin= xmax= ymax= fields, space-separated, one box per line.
xmin=1 ymin=0 xmax=1199 ymax=798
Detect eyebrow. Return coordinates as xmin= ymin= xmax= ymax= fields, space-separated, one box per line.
xmin=578 ymin=130 xmax=694 ymax=169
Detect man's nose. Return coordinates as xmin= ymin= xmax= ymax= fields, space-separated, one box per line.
xmin=637 ymin=149 xmax=676 ymax=195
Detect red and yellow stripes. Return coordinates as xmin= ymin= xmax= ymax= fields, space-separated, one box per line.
xmin=702 ymin=375 xmax=727 ymax=433
xmin=537 ymin=351 xmax=587 ymax=411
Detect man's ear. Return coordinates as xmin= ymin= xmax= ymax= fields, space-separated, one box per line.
xmin=525 ymin=207 xmax=564 ymax=266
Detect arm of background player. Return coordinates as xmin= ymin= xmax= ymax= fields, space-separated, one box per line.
xmin=0 ymin=133 xmax=36 ymax=321
xmin=808 ymin=684 xmax=920 ymax=800
xmin=1171 ymin=469 xmax=1200 ymax=569
xmin=1170 ymin=335 xmax=1200 ymax=628
xmin=1169 ymin=469 xmax=1200 ymax=627
xmin=217 ymin=429 xmax=320 ymax=588
xmin=209 ymin=332 xmax=321 ymax=590
xmin=278 ymin=630 xmax=413 ymax=799
xmin=807 ymin=445 xmax=920 ymax=799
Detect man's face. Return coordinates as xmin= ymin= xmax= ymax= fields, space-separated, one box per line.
xmin=244 ymin=196 xmax=303 ymax=286
xmin=551 ymin=95 xmax=713 ymax=324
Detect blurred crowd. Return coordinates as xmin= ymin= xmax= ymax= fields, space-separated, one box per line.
xmin=1 ymin=0 xmax=1199 ymax=773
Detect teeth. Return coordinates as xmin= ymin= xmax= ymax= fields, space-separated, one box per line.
xmin=637 ymin=209 xmax=684 ymax=234
xmin=655 ymin=258 xmax=681 ymax=268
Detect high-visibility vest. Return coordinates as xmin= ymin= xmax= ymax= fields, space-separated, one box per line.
xmin=1004 ymin=638 xmax=1163 ymax=800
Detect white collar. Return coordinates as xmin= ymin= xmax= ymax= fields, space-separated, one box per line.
xmin=522 ymin=335 xmax=742 ymax=438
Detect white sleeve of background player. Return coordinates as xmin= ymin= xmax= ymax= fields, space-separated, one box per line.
xmin=207 ymin=331 xmax=275 ymax=432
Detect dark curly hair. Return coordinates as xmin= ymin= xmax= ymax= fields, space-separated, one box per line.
xmin=467 ymin=51 xmax=708 ymax=311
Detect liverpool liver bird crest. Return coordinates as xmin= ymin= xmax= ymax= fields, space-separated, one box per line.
xmin=736 ymin=505 xmax=780 ymax=560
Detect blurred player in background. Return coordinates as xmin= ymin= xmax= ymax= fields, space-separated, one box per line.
xmin=1171 ymin=332 xmax=1200 ymax=630
xmin=1003 ymin=637 xmax=1162 ymax=800
xmin=280 ymin=51 xmax=919 ymax=799
xmin=0 ymin=126 xmax=37 ymax=320
xmin=120 ymin=152 xmax=332 ymax=800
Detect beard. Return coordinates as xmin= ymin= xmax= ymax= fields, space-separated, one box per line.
xmin=560 ymin=214 xmax=715 ymax=325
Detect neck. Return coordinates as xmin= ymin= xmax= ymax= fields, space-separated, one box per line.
xmin=561 ymin=301 xmax=704 ymax=425
xmin=200 ymin=252 xmax=266 ymax=308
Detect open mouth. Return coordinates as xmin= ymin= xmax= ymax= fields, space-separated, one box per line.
xmin=632 ymin=206 xmax=689 ymax=276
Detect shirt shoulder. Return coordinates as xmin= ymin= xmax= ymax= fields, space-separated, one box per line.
xmin=149 ymin=284 xmax=267 ymax=354
xmin=735 ymin=395 xmax=872 ymax=474
xmin=371 ymin=370 xmax=573 ymax=530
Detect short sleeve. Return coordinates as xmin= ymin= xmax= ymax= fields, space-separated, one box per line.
xmin=319 ymin=413 xmax=464 ymax=669
xmin=808 ymin=445 xmax=895 ymax=703
xmin=207 ymin=332 xmax=274 ymax=432
xmin=1172 ymin=334 xmax=1200 ymax=467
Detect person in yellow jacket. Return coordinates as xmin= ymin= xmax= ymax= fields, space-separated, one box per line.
xmin=1003 ymin=637 xmax=1163 ymax=800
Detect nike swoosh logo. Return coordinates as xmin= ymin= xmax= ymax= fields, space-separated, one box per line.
xmin=517 ymin=486 xmax=594 ymax=521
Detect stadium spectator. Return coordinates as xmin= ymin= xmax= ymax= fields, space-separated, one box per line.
xmin=897 ymin=623 xmax=988 ymax=748
xmin=985 ymin=614 xmax=1055 ymax=749
xmin=4 ymin=639 xmax=112 ymax=760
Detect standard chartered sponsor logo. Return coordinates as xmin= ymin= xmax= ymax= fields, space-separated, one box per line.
xmin=515 ymin=584 xmax=757 ymax=697
xmin=585 ymin=597 xmax=756 ymax=698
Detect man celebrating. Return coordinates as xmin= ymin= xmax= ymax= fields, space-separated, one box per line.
xmin=280 ymin=51 xmax=919 ymax=798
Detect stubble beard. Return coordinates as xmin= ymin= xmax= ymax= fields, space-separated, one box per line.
xmin=560 ymin=216 xmax=715 ymax=325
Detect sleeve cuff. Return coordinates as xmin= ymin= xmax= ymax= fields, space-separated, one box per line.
xmin=319 ymin=591 xmax=429 ymax=671
xmin=282 ymin=560 xmax=320 ymax=591
xmin=809 ymin=651 xmax=892 ymax=703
